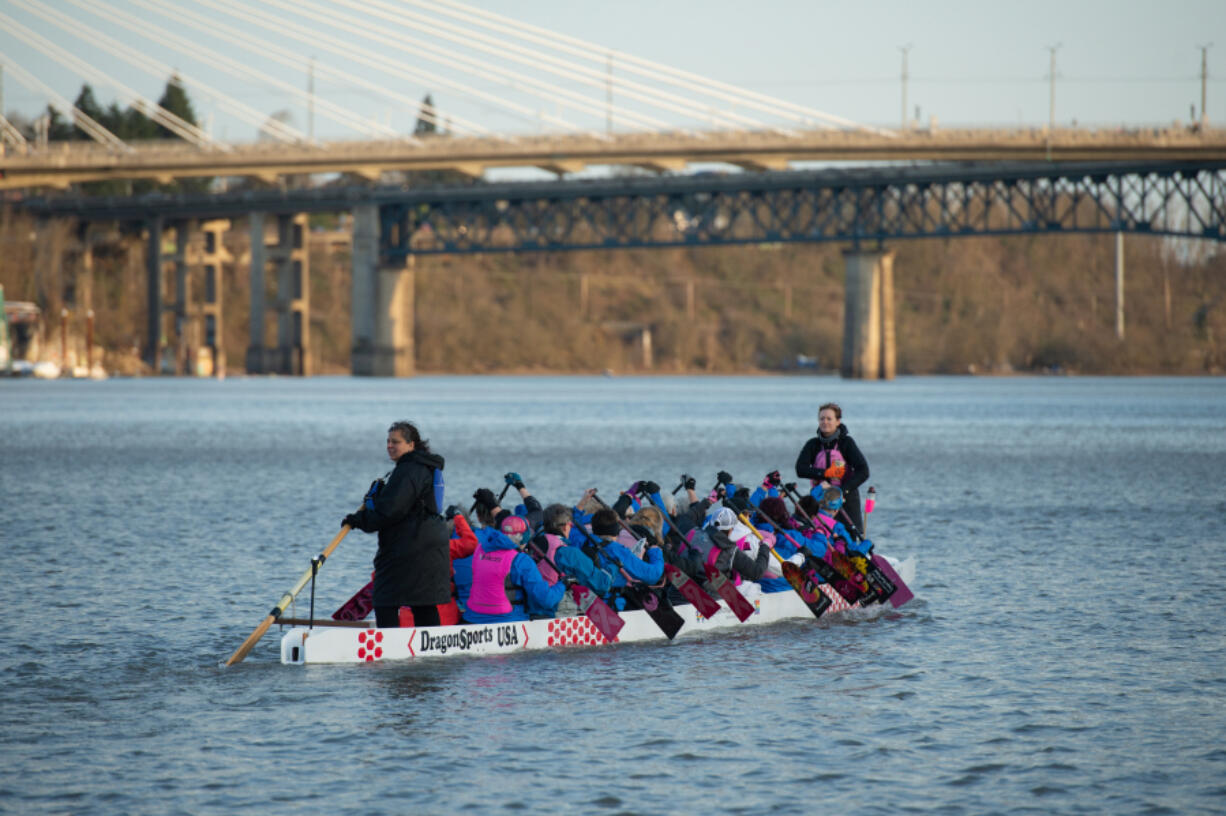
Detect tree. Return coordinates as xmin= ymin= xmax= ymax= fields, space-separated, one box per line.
xmin=71 ymin=84 xmax=106 ymax=141
xmin=414 ymin=93 xmax=437 ymax=136
xmin=155 ymin=73 xmax=198 ymax=139
xmin=44 ymin=105 xmax=74 ymax=141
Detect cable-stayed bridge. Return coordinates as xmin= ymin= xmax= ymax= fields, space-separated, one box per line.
xmin=3 ymin=0 xmax=1224 ymax=186
xmin=3 ymin=1 xmax=1225 ymax=378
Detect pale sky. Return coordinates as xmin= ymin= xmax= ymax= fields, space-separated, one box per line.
xmin=1 ymin=0 xmax=1222 ymax=142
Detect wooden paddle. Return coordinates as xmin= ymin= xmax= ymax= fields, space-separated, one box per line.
xmin=224 ymin=524 xmax=352 ymax=666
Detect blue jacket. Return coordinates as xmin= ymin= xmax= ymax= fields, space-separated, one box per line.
xmin=594 ymin=537 xmax=664 ymax=592
xmin=749 ymin=520 xmax=801 ymax=593
xmin=553 ymin=545 xmax=615 ymax=597
xmin=462 ymin=528 xmax=566 ymax=624
xmin=748 ymin=485 xmax=781 ymax=508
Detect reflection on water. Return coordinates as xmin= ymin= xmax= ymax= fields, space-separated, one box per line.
xmin=1 ymin=375 xmax=1224 ymax=814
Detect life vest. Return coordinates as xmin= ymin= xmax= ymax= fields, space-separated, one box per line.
xmin=467 ymin=544 xmax=521 ymax=615
xmin=534 ymin=533 xmax=566 ymax=583
xmin=704 ymin=531 xmax=751 ymax=585
xmin=811 ymin=441 xmax=848 ymax=487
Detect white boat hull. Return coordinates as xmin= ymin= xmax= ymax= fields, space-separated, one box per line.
xmin=280 ymin=556 xmax=916 ymax=665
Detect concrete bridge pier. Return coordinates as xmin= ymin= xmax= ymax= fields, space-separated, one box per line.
xmin=144 ymin=216 xmax=163 ymax=372
xmin=351 ymin=204 xmax=414 ymax=377
xmin=199 ymin=220 xmax=230 ymax=377
xmin=841 ymin=248 xmax=896 ymax=380
xmin=246 ymin=213 xmax=310 ymax=375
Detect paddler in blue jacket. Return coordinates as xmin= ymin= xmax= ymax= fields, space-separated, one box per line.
xmin=586 ymin=508 xmax=664 ymax=608
xmin=464 ymin=515 xmax=566 ymax=625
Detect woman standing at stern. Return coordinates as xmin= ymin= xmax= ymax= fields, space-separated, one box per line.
xmin=343 ymin=422 xmax=450 ymax=629
xmin=794 ymin=402 xmax=870 ymax=532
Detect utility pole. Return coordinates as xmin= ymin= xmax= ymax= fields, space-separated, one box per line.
xmin=1199 ymin=43 xmax=1212 ymax=128
xmin=606 ymin=53 xmax=613 ymax=136
xmin=899 ymin=44 xmax=912 ymax=130
xmin=1046 ymin=43 xmax=1061 ymax=159
xmin=307 ymin=57 xmax=315 ymax=143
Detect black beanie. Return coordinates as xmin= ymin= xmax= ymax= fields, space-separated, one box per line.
xmin=590 ymin=509 xmax=620 ymax=537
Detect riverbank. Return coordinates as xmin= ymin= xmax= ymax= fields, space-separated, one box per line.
xmin=3 ymin=208 xmax=1223 ymax=375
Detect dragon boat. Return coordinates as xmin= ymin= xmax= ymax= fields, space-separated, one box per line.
xmin=277 ymin=555 xmax=916 ymax=665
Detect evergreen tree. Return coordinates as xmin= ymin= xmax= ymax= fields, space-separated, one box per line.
xmin=44 ymin=105 xmax=74 ymax=141
xmin=121 ymin=105 xmax=157 ymax=140
xmin=414 ymin=93 xmax=437 ymax=136
xmin=155 ymin=73 xmax=197 ymax=139
xmin=71 ymin=84 xmax=106 ymax=140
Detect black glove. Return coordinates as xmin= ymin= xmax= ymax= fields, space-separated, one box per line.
xmin=504 ymin=472 xmax=525 ymax=489
xmin=783 ymin=482 xmax=797 ymax=494
xmin=716 ymin=470 xmax=734 ymax=485
xmin=684 ymin=475 xmax=697 ymax=490
xmin=342 ymin=513 xmax=361 ymax=529
xmin=766 ymin=470 xmax=782 ymax=486
xmin=473 ymin=488 xmax=497 ymax=510
xmin=640 ymin=480 xmax=661 ymax=496
xmin=443 ymin=504 xmax=462 ymax=519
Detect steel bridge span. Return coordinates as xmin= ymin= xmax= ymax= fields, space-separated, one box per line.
xmin=20 ymin=159 xmax=1226 ymax=379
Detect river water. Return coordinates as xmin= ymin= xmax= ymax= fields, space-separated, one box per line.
xmin=1 ymin=375 xmax=1224 ymax=815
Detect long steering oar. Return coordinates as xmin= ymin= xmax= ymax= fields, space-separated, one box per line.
xmin=592 ymin=492 xmax=723 ymax=620
xmin=737 ymin=513 xmax=832 ymax=619
xmin=523 ymin=538 xmax=626 ymax=642
xmin=225 ymin=523 xmax=351 ymax=666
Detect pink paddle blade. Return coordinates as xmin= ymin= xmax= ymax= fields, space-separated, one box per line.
xmin=703 ymin=564 xmax=756 ymax=622
xmin=870 ymin=555 xmax=913 ymax=608
xmin=570 ymin=584 xmax=626 ymax=642
xmin=664 ymin=564 xmax=722 ymax=618
xmin=332 ymin=581 xmax=373 ymax=621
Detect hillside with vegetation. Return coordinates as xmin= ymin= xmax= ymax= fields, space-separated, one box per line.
xmin=2 ymin=204 xmax=1223 ymax=376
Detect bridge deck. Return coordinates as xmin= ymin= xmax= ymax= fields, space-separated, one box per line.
xmin=4 ymin=127 xmax=1226 ymax=190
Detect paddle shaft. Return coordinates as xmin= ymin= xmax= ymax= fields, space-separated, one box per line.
xmin=573 ymin=520 xmax=684 ymax=636
xmin=737 ymin=512 xmax=832 ymax=618
xmin=224 ymin=524 xmax=351 ymax=666
xmin=781 ymin=485 xmax=870 ymax=590
xmin=523 ymin=537 xmax=626 ymax=640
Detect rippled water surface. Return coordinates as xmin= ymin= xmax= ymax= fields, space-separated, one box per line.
xmin=2 ymin=375 xmax=1225 ymax=815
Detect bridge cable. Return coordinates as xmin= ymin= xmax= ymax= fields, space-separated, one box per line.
xmin=425 ymin=0 xmax=896 ymax=135
xmin=0 ymin=8 xmax=222 ymax=150
xmin=11 ymin=0 xmax=303 ymax=145
xmin=68 ymin=0 xmax=404 ymax=140
xmin=351 ymin=0 xmax=775 ymax=132
xmin=163 ymin=0 xmax=507 ymax=138
xmin=0 ymin=51 xmax=128 ymax=151
xmin=247 ymin=0 xmax=662 ymax=134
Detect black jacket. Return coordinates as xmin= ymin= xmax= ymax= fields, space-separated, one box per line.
xmin=795 ymin=424 xmax=870 ymax=498
xmin=349 ymin=449 xmax=450 ymax=607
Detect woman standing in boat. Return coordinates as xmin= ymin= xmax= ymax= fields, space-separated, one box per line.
xmin=343 ymin=422 xmax=450 ymax=629
xmin=794 ymin=402 xmax=870 ymax=533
